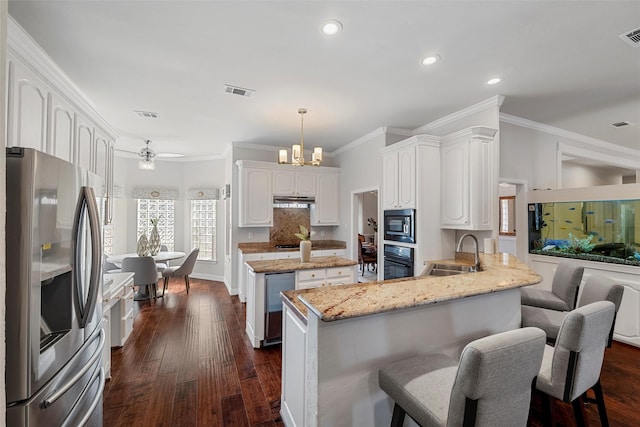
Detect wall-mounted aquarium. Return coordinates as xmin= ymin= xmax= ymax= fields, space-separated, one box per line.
xmin=528 ymin=200 xmax=640 ymax=267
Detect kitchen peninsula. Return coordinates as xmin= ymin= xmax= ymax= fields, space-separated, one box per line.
xmin=244 ymin=255 xmax=357 ymax=348
xmin=280 ymin=252 xmax=541 ymax=427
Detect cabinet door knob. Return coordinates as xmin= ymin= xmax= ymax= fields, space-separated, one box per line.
xmin=311 ymin=274 xmax=315 ymax=278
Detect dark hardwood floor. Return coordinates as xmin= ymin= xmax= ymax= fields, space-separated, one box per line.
xmin=104 ymin=278 xmax=640 ymax=426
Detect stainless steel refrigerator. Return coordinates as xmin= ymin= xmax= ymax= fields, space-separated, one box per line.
xmin=6 ymin=148 xmax=105 ymax=426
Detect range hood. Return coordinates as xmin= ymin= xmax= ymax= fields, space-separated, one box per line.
xmin=273 ymin=196 xmax=315 ymax=206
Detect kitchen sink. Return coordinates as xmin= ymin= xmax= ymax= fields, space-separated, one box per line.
xmin=422 ymin=263 xmax=479 ymax=276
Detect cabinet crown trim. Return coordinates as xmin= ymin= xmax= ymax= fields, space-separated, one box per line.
xmin=380 ymin=134 xmax=441 ymax=153
xmin=236 ymin=160 xmax=339 ymax=174
xmin=8 ymin=17 xmax=118 ymax=139
xmin=441 ymin=126 xmax=498 ymax=144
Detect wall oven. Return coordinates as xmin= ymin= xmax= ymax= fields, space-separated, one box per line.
xmin=384 ymin=244 xmax=415 ymax=280
xmin=383 ymin=209 xmax=415 ymax=244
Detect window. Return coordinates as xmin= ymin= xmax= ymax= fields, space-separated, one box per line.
xmin=137 ymin=199 xmax=175 ymax=249
xmin=103 ymin=224 xmax=114 ymax=256
xmin=191 ymin=199 xmax=216 ymax=261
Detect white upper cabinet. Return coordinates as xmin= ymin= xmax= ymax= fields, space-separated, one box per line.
xmin=238 ymin=161 xmax=341 ymax=227
xmin=7 ymin=60 xmax=49 ymax=153
xmin=381 ymin=144 xmax=416 ymax=210
xmin=311 ymin=171 xmax=340 ymax=225
xmin=237 ymin=162 xmax=274 ymax=227
xmin=441 ymin=126 xmax=497 ymax=230
xmin=74 ymin=113 xmax=94 ymax=172
xmin=273 ymin=169 xmax=316 ymax=197
xmin=48 ymin=92 xmax=76 ymax=163
xmin=7 ymin=18 xmax=118 ymax=219
xmin=93 ymin=129 xmax=109 ymax=181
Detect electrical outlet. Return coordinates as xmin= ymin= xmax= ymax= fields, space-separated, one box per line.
xmin=248 ymin=232 xmax=254 ymax=239
xmin=320 ymin=231 xmax=325 ymax=237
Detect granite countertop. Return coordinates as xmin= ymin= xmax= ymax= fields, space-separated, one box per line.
xmin=238 ymin=240 xmax=346 ymax=254
xmin=282 ymin=252 xmax=541 ymax=322
xmin=246 ymin=256 xmax=357 ymax=274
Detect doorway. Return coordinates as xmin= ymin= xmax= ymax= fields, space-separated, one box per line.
xmin=351 ymin=187 xmax=379 ymax=282
xmin=498 ymin=179 xmax=528 ymax=261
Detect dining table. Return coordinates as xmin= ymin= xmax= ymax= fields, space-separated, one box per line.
xmin=106 ymin=251 xmax=186 ymax=300
xmin=106 ymin=251 xmax=186 ymax=265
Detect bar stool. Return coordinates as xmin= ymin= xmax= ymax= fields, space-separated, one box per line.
xmin=378 ymin=327 xmax=546 ymax=426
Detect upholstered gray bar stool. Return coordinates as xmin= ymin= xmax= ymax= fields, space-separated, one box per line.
xmin=522 ymin=275 xmax=623 ymax=346
xmin=378 ymin=327 xmax=546 ymax=427
xmin=535 ymin=301 xmax=615 ymax=427
xmin=521 ymin=261 xmax=584 ymax=311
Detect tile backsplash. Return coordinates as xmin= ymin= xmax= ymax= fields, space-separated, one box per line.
xmin=270 ymin=208 xmax=311 ymax=245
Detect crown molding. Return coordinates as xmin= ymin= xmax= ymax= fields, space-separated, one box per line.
xmin=332 ymin=126 xmax=413 ymax=156
xmin=412 ymin=95 xmax=505 ymax=135
xmin=500 ymin=113 xmax=640 ymax=158
xmin=7 ymin=17 xmax=119 ymax=138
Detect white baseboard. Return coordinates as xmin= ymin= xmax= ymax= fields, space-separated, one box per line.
xmin=190 ymin=273 xmax=225 ymax=282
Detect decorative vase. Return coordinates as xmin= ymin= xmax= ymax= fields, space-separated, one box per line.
xmin=300 ymin=240 xmax=311 ymax=262
xmin=149 ymin=223 xmax=161 ymax=256
xmin=137 ymin=233 xmax=149 ymax=256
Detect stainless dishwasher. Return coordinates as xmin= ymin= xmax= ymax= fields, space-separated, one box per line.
xmin=264 ymin=271 xmax=295 ymax=345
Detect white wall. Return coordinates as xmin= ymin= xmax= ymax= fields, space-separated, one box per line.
xmin=112 ymin=156 xmax=226 ymax=280
xmin=333 ymin=132 xmax=387 ymax=255
xmin=500 ymin=122 xmax=558 ymax=190
xmin=1 ymin=0 xmax=8 ymax=415
xmin=562 ymin=162 xmax=624 ymax=188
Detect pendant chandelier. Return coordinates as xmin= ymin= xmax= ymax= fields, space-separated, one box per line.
xmin=138 ymin=139 xmax=156 ymax=170
xmin=278 ymin=108 xmax=323 ymax=166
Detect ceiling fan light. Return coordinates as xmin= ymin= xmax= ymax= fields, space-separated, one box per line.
xmin=138 ymin=159 xmax=155 ymax=170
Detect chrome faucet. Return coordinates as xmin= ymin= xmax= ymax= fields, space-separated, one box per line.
xmin=456 ymin=233 xmax=480 ymax=272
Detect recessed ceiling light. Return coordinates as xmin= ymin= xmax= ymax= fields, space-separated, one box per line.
xmin=486 ymin=77 xmax=502 ymax=85
xmin=421 ymin=55 xmax=440 ymax=66
xmin=321 ymin=20 xmax=342 ymax=36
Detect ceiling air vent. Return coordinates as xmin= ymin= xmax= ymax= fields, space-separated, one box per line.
xmin=619 ymin=27 xmax=640 ymax=47
xmin=611 ymin=121 xmax=633 ymax=128
xmin=133 ymin=110 xmax=159 ymax=119
xmin=224 ymin=84 xmax=255 ymax=98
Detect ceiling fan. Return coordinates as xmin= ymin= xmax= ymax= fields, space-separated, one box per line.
xmin=114 ymin=139 xmax=184 ymax=170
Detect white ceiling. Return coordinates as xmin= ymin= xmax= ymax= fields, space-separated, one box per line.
xmin=8 ymin=1 xmax=640 ymax=159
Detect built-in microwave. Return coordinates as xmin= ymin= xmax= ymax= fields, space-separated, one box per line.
xmin=383 ymin=209 xmax=415 ymax=244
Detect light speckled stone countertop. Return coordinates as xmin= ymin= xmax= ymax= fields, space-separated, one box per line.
xmin=282 ymin=253 xmax=541 ymax=322
xmin=238 ymin=240 xmax=346 ymax=254
xmin=246 ymin=256 xmax=358 ymax=274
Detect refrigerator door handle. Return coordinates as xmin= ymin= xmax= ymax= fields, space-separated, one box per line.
xmin=73 ymin=186 xmax=102 ymax=328
xmin=42 ymin=327 xmax=104 ymax=408
xmin=61 ymin=367 xmax=104 ymax=427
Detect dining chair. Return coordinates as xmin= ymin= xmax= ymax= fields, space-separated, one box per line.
xmin=522 ymin=275 xmax=624 ymax=346
xmin=162 ymin=248 xmax=199 ymax=295
xmin=534 ymin=301 xmax=615 ymax=427
xmin=521 ymin=261 xmax=584 ymax=311
xmin=379 ymin=327 xmax=546 ymax=427
xmin=358 ymin=238 xmax=377 ymax=276
xmin=122 ymin=256 xmax=160 ymax=303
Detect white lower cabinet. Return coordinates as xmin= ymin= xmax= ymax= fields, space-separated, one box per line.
xmin=281 ymin=304 xmax=307 ymax=427
xmin=296 ymin=265 xmax=356 ymax=290
xmin=104 ymin=273 xmax=135 ymax=348
xmin=239 ymin=248 xmax=346 ymax=301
